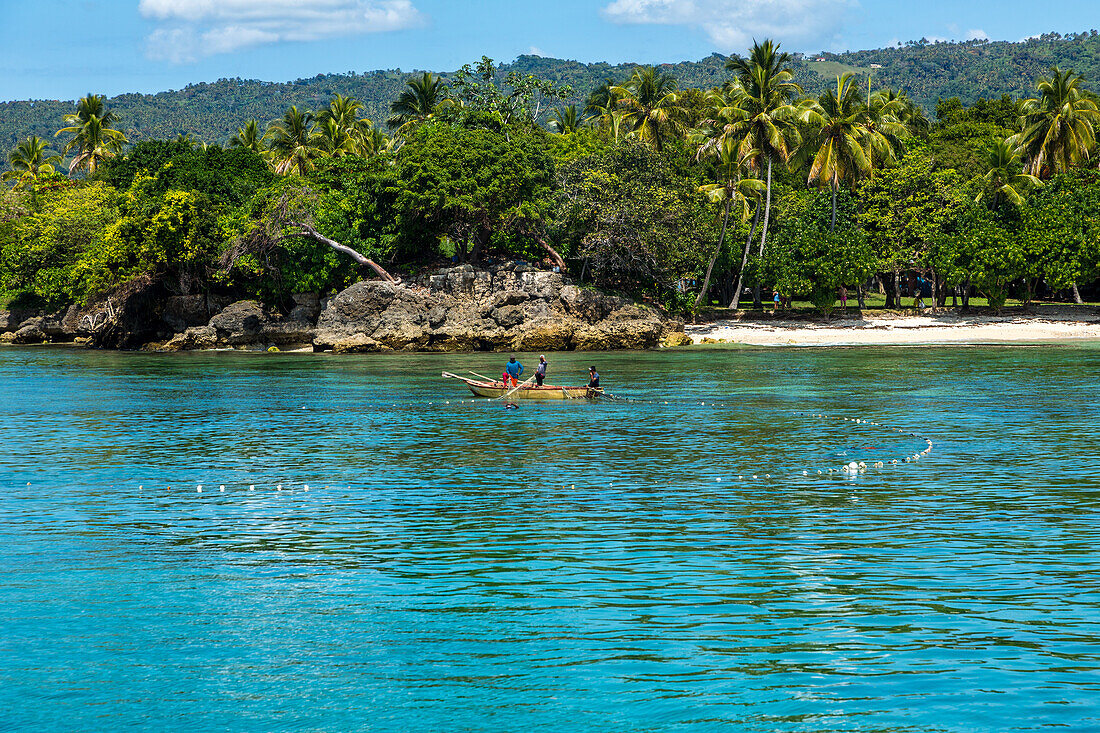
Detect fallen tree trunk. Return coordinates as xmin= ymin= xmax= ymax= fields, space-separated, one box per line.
xmin=289 ymin=222 xmax=400 ymax=284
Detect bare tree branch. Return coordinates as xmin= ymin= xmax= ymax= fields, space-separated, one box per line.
xmin=288 ymin=222 xmax=400 ymax=284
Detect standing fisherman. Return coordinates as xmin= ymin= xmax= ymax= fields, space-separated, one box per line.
xmin=504 ymin=356 xmax=523 ymax=387
xmin=535 ymin=355 xmax=548 ymax=386
xmin=588 ymin=366 xmax=600 ymax=389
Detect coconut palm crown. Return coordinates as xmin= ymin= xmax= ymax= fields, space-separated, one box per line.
xmin=264 ymin=106 xmax=324 ymax=176
xmin=978 ymin=138 xmax=1043 ymax=209
xmin=55 ymin=93 xmax=127 ymax=175
xmin=387 ymin=72 xmax=452 ymax=134
xmin=611 ymin=66 xmax=686 ymax=151
xmin=3 ymin=136 xmax=62 ymax=188
xmin=1010 ymin=66 xmax=1100 ymax=177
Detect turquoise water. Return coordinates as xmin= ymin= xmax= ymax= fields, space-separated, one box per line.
xmin=1 ymin=345 xmax=1099 ymax=732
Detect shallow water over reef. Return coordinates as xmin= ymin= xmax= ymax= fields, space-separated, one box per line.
xmin=1 ymin=345 xmax=1099 ymax=732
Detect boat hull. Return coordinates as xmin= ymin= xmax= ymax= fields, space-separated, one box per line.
xmin=441 ymin=371 xmax=598 ymax=400
xmin=466 ymin=382 xmax=593 ymax=400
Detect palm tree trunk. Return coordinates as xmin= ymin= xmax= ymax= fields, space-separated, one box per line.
xmin=730 ymin=205 xmax=761 ymax=310
xmin=1071 ymin=282 xmax=1084 ymax=304
xmin=830 ymin=184 xmax=837 ymax=232
xmin=757 ymin=157 xmax=773 ymax=257
xmin=696 ymin=198 xmax=731 ymax=311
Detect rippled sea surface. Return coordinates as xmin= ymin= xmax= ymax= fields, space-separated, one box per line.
xmin=1 ymin=345 xmax=1099 ymax=732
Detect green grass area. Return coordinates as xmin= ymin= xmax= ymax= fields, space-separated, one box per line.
xmin=807 ymin=60 xmax=871 ymax=80
xmin=704 ymin=291 xmax=1100 ymax=314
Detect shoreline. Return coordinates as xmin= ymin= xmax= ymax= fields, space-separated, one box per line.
xmin=684 ymin=307 xmax=1100 ymax=347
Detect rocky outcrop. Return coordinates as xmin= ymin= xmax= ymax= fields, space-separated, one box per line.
xmin=2 ymin=263 xmax=685 ymax=352
xmin=303 ymin=264 xmax=681 ymax=353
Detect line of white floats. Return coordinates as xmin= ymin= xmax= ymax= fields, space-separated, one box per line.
xmin=127 ymin=484 xmax=321 ymax=493
xmin=798 ymin=412 xmax=934 ymax=477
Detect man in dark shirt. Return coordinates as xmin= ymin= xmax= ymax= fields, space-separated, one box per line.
xmin=588 ymin=366 xmax=600 ymax=389
xmin=535 ymin=355 xmax=548 ymax=386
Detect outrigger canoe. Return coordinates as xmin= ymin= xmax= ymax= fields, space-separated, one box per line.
xmin=442 ymin=371 xmax=599 ymax=400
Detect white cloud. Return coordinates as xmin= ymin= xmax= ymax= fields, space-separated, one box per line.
xmin=965 ymin=28 xmax=988 ymax=41
xmin=139 ymin=0 xmax=423 ymax=62
xmin=601 ymin=0 xmax=855 ymax=51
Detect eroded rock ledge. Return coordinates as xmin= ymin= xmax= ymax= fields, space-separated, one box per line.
xmin=1 ymin=264 xmax=686 ymax=352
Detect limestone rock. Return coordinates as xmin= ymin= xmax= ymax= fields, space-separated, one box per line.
xmin=209 ymin=301 xmax=267 ymax=345
xmin=492 ymin=304 xmax=526 ymax=329
xmin=161 ymin=325 xmax=217 ymax=351
xmin=573 ymin=308 xmax=665 ymax=350
xmin=332 ymin=334 xmax=384 ymax=354
xmin=661 ymin=331 xmax=693 ymax=348
xmin=12 ymin=321 xmax=47 ymax=344
xmin=512 ymin=318 xmax=576 ymax=351
xmin=288 ymin=292 xmax=321 ymax=324
xmin=0 ymin=309 xmax=42 ymax=333
xmin=559 ymin=285 xmax=628 ymax=323
xmin=491 ymin=290 xmax=529 ymax=309
xmin=161 ymin=295 xmax=229 ymax=333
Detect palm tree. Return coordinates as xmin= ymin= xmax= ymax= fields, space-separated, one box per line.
xmin=1010 ymin=66 xmax=1100 ymax=177
xmin=230 ymin=119 xmax=265 ymax=153
xmin=316 ymin=117 xmax=358 ymax=158
xmin=55 ymin=93 xmax=127 ymax=175
xmin=2 ymin=136 xmax=62 ymax=189
xmin=387 ymin=72 xmax=452 ymax=134
xmin=800 ymin=73 xmax=872 ymax=231
xmin=694 ymin=142 xmax=765 ymax=310
xmin=611 ymin=66 xmax=686 ymax=151
xmin=264 ymin=106 xmax=324 ymax=176
xmin=584 ymin=77 xmax=623 ymax=138
xmin=318 ymin=94 xmax=372 ymax=154
xmin=724 ymin=40 xmax=803 ymax=261
xmin=549 ymin=105 xmax=582 ymax=133
xmin=978 ymin=138 xmax=1042 ymax=209
xmin=873 ymin=88 xmax=929 ymax=135
xmin=357 ymin=119 xmax=392 ymax=155
xmin=175 ymin=133 xmax=208 ymax=150
xmin=863 ymin=89 xmax=916 ymax=172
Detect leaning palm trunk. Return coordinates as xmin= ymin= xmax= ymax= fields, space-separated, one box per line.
xmin=730 ymin=206 xmax=761 ymax=309
xmin=695 ymin=199 xmax=731 ymax=311
xmin=758 ymin=157 xmax=773 ymax=257
xmin=751 ymin=159 xmax=775 ymax=309
xmin=1071 ymin=283 xmax=1084 ymax=305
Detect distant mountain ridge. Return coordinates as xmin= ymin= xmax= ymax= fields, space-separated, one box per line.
xmin=1 ymin=31 xmax=1098 ymax=155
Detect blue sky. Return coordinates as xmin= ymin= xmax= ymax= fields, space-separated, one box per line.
xmin=0 ymin=0 xmax=1096 ymax=101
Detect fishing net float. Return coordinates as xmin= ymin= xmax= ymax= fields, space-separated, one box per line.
xmin=126 ymin=404 xmax=933 ymax=495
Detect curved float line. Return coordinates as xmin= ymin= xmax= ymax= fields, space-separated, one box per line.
xmin=795 ymin=410 xmax=934 ymax=477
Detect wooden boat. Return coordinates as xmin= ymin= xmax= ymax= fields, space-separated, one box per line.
xmin=442 ymin=371 xmax=598 ymax=400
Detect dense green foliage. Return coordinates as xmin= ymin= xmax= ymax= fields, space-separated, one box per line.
xmin=6 ymin=32 xmax=1100 ymax=158
xmin=2 ymin=39 xmax=1099 ymax=319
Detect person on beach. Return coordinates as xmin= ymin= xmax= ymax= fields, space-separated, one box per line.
xmin=504 ymin=356 xmax=523 ymax=387
xmin=839 ymin=286 xmax=848 ymax=312
xmin=535 ymin=355 xmax=548 ymax=386
xmin=588 ymin=366 xmax=600 ymax=389
xmin=773 ymin=291 xmax=781 ymax=313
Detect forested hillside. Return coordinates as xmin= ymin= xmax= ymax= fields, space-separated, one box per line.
xmin=2 ymin=31 xmax=1098 ymax=152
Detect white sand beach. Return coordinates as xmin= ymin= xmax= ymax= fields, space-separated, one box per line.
xmin=685 ymin=307 xmax=1100 ymax=347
